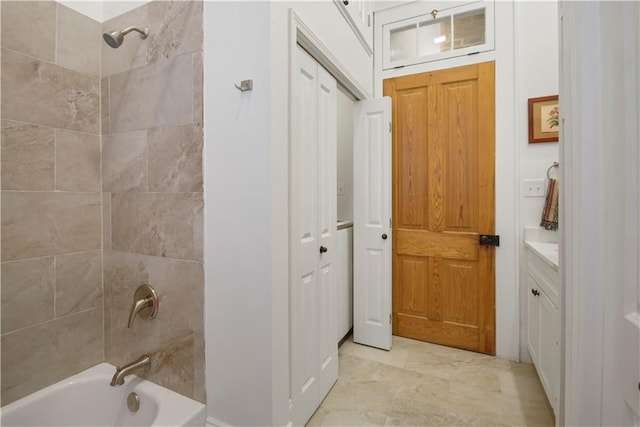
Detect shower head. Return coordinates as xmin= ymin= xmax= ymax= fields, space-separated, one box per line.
xmin=103 ymin=26 xmax=150 ymax=49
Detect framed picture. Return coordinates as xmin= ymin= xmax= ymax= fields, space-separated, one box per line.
xmin=528 ymin=95 xmax=559 ymax=143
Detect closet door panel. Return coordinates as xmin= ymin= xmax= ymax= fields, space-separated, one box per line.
xmin=291 ymin=46 xmax=321 ymax=425
xmin=291 ymin=46 xmax=338 ymax=427
xmin=317 ymin=64 xmax=338 ymax=397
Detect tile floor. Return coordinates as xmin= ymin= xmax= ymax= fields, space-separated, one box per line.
xmin=308 ymin=335 xmax=555 ymax=426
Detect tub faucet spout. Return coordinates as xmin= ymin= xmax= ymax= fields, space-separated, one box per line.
xmin=110 ymin=355 xmax=151 ymax=386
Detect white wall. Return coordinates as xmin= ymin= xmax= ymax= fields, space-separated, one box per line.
xmin=337 ymin=87 xmax=355 ymax=221
xmin=102 ymin=1 xmax=150 ymax=21
xmin=204 ymin=2 xmax=273 ymax=426
xmin=560 ymin=1 xmax=640 ymax=425
xmin=59 ymin=0 xmax=151 ymax=22
xmin=204 ymin=1 xmax=373 ymax=425
xmin=515 ymin=0 xmax=560 ymax=363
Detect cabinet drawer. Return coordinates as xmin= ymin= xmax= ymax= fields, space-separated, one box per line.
xmin=527 ymin=250 xmax=559 ymax=307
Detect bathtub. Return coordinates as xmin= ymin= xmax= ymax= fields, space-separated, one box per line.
xmin=0 ymin=363 xmax=206 ymax=426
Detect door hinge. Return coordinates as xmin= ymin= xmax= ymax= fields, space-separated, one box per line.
xmin=389 ymin=218 xmax=392 ymax=228
xmin=389 ymin=122 xmax=392 ymax=133
xmin=368 ymin=14 xmax=371 ymax=27
xmin=389 ymin=313 xmax=392 ymax=324
xmin=479 ymin=234 xmax=500 ymax=247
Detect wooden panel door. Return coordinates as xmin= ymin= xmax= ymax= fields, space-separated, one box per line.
xmin=383 ymin=62 xmax=496 ymax=354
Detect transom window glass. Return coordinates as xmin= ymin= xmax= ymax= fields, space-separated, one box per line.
xmin=383 ymin=1 xmax=494 ymax=70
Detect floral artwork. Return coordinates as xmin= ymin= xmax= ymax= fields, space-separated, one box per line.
xmin=528 ymin=95 xmax=559 ymax=143
xmin=540 ymin=104 xmax=559 ymax=133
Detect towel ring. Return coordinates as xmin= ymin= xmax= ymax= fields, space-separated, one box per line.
xmin=546 ymin=162 xmax=559 ymax=179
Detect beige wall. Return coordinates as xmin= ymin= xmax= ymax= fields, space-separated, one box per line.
xmin=101 ymin=0 xmax=205 ymax=402
xmin=0 ymin=1 xmax=103 ymax=405
xmin=0 ymin=0 xmax=204 ymax=405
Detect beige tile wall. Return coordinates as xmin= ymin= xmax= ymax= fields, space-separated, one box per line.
xmin=1 ymin=0 xmax=204 ymax=406
xmin=102 ymin=0 xmax=205 ymax=402
xmin=0 ymin=1 xmax=103 ymax=406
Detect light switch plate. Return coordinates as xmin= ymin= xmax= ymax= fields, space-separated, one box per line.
xmin=523 ymin=179 xmax=546 ymax=197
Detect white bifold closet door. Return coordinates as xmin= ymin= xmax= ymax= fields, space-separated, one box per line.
xmin=290 ymin=45 xmax=338 ymax=427
xmin=353 ymin=97 xmax=392 ymax=351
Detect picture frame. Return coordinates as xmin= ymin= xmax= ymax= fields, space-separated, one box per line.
xmin=528 ymin=95 xmax=559 ymax=143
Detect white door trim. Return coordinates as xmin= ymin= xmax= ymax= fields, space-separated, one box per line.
xmin=559 ymin=2 xmax=605 ymax=423
xmin=289 ymin=10 xmax=370 ymax=102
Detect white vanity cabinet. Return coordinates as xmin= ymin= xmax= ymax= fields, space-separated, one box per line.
xmin=525 ymin=241 xmax=560 ymax=415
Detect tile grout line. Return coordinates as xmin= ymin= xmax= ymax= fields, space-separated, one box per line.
xmin=1 ymin=307 xmax=98 ymax=338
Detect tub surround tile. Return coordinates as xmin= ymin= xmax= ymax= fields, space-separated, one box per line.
xmin=103 ymin=250 xmax=150 ymax=300
xmin=98 ymin=0 xmax=205 ymax=403
xmin=101 ymin=0 xmax=203 ymax=78
xmin=1 ymin=0 xmax=111 ymax=407
xmin=103 ymin=250 xmax=154 ymax=360
xmin=55 ymin=130 xmax=101 ymax=192
xmin=193 ymin=194 xmax=204 ymax=263
xmin=103 ymin=250 xmax=203 ymax=401
xmin=111 ymin=193 xmax=196 ymax=260
xmin=55 ymin=251 xmax=102 ymax=317
xmin=102 ymin=130 xmax=148 ymax=192
xmin=1 ymin=257 xmax=55 ymax=334
xmin=56 ymin=4 xmax=101 ymax=75
xmin=1 ymin=308 xmax=103 ymax=406
xmin=193 ymin=332 xmax=206 ymax=403
xmin=1 ymin=120 xmax=55 ymax=191
xmin=101 ymin=77 xmax=110 ymax=135
xmin=104 ymin=253 xmax=203 ymax=334
xmin=148 ymin=257 xmax=204 ymax=332
xmin=146 ymin=0 xmax=203 ymax=64
xmin=0 ymin=1 xmax=56 ymax=61
xmin=1 ymin=192 xmax=101 ymax=261
xmin=193 ymin=53 xmax=203 ymax=125
xmin=148 ymin=123 xmax=203 ymax=192
xmin=1 ymin=48 xmax=100 ymax=134
xmin=101 ymin=5 xmax=150 ymax=77
xmin=146 ymin=330 xmax=195 ymax=399
xmin=108 ymin=54 xmax=193 ymax=133
xmin=103 ymin=193 xmax=112 ymax=250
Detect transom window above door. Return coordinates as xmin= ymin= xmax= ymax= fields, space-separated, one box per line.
xmin=382 ymin=0 xmax=495 ymax=70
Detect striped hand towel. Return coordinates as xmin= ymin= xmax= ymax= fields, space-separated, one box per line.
xmin=540 ymin=178 xmax=559 ymax=231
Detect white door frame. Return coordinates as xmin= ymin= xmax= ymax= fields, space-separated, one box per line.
xmin=289 ymin=11 xmax=370 ymax=104
xmin=560 ymin=2 xmax=640 ymax=425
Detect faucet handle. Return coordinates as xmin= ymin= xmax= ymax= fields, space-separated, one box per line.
xmin=128 ymin=284 xmax=159 ymax=328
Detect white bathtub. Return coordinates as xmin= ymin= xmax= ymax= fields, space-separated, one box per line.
xmin=0 ymin=363 xmax=206 ymax=426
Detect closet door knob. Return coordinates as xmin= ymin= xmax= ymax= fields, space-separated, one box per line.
xmin=343 ymin=0 xmax=349 ymax=5
xmin=320 ymin=246 xmax=328 ymax=254
xmin=382 ymin=233 xmax=388 ymax=240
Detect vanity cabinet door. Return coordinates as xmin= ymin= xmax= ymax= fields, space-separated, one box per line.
xmin=526 ymin=274 xmax=540 ymax=364
xmin=539 ymin=290 xmax=560 ymax=413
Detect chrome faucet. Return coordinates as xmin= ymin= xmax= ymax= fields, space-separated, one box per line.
xmin=110 ymin=354 xmax=151 ymax=386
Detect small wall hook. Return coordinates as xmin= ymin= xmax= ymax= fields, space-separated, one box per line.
xmin=234 ymin=80 xmax=253 ymax=92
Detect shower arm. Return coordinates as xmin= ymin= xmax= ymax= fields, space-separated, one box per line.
xmin=121 ymin=26 xmax=149 ymax=39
